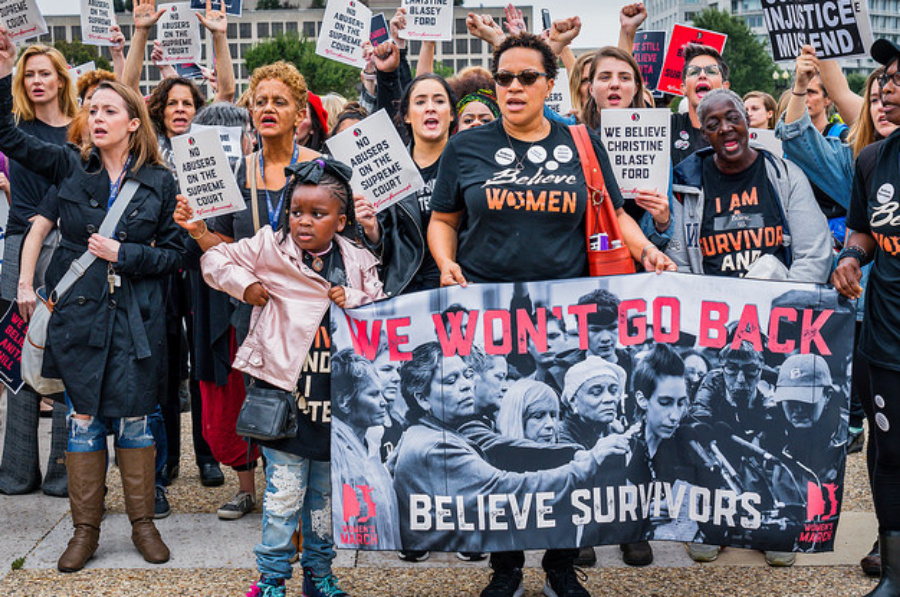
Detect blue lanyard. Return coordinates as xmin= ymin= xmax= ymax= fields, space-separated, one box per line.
xmin=259 ymin=144 xmax=300 ymax=228
xmin=108 ymin=154 xmax=133 ymax=210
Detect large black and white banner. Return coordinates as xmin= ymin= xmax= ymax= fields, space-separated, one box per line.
xmin=330 ymin=273 xmax=853 ymax=553
xmin=762 ymin=0 xmax=874 ymax=62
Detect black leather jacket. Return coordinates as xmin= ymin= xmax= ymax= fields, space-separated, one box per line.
xmin=374 ymin=194 xmax=425 ymax=297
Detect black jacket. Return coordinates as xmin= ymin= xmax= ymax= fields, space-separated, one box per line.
xmin=0 ymin=75 xmax=185 ymax=417
xmin=375 ymin=194 xmax=426 ymax=297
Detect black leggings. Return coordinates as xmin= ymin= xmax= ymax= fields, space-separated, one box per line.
xmin=855 ymin=351 xmax=900 ymax=532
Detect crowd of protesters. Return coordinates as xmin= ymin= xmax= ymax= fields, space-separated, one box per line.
xmin=0 ymin=0 xmax=896 ymax=595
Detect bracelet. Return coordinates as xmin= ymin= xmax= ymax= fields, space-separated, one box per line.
xmin=838 ymin=245 xmax=869 ymax=266
xmin=791 ymin=89 xmax=807 ymax=96
xmin=189 ymin=220 xmax=208 ymax=240
xmin=654 ymin=215 xmax=671 ymax=232
xmin=640 ymin=243 xmax=656 ymax=263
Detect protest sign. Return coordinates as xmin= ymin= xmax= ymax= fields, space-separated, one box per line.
xmin=191 ymin=123 xmax=244 ymax=165
xmin=172 ymin=127 xmax=245 ymax=221
xmin=0 ymin=0 xmax=47 ymax=43
xmin=656 ymin=24 xmax=727 ymax=96
xmin=599 ymin=109 xmax=670 ymax=198
xmin=325 ymin=109 xmax=425 ymax=212
xmin=763 ymin=0 xmax=873 ymax=62
xmin=370 ymin=13 xmax=390 ymax=45
xmin=0 ymin=301 xmax=25 ymax=394
xmin=174 ymin=63 xmax=205 ymax=80
xmin=316 ymin=0 xmax=371 ymax=68
xmin=399 ymin=0 xmax=453 ymax=41
xmin=156 ymin=3 xmax=203 ymax=65
xmin=191 ymin=0 xmax=242 ymax=18
xmin=546 ymin=68 xmax=573 ymax=116
xmin=750 ymin=128 xmax=784 ymax=157
xmin=633 ymin=30 xmax=666 ymax=91
xmin=68 ymin=61 xmax=96 ymax=85
xmin=80 ymin=0 xmax=117 ymax=46
xmin=331 ymin=272 xmax=853 ymax=553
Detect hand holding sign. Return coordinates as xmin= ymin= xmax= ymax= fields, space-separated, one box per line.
xmin=372 ymin=41 xmax=400 ymax=73
xmin=794 ymin=45 xmax=819 ymax=92
xmin=172 ymin=128 xmax=245 ymax=221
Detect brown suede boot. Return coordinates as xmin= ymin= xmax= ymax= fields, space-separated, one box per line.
xmin=116 ymin=446 xmax=170 ymax=564
xmin=57 ymin=451 xmax=106 ymax=572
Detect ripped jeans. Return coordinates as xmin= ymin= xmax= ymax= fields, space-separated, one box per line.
xmin=65 ymin=395 xmax=155 ymax=453
xmin=255 ymin=446 xmax=334 ymax=580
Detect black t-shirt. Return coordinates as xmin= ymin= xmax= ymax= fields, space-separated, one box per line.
xmin=8 ymin=119 xmax=69 ymax=235
xmin=699 ymin=153 xmax=786 ymax=277
xmin=670 ymin=111 xmax=709 ymax=167
xmin=431 ymin=119 xmax=624 ymax=283
xmin=410 ymin=158 xmax=440 ymax=290
xmin=847 ymin=137 xmax=900 ymax=369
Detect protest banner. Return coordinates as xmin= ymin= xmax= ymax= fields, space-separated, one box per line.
xmin=191 ymin=123 xmax=244 ymax=165
xmin=68 ymin=61 xmax=96 ymax=85
xmin=191 ymin=0 xmax=241 ymax=18
xmin=750 ymin=128 xmax=784 ymax=157
xmin=156 ymin=2 xmax=203 ymax=65
xmin=316 ymin=0 xmax=371 ymax=68
xmin=399 ymin=0 xmax=453 ymax=41
xmin=633 ymin=30 xmax=666 ymax=91
xmin=0 ymin=0 xmax=47 ymax=43
xmin=0 ymin=301 xmax=25 ymax=394
xmin=656 ymin=24 xmax=727 ymax=96
xmin=763 ymin=0 xmax=874 ymax=62
xmin=599 ymin=109 xmax=670 ymax=199
xmin=172 ymin=127 xmax=245 ymax=221
xmin=546 ymin=68 xmax=573 ymax=116
xmin=330 ymin=272 xmax=853 ymax=553
xmin=325 ymin=109 xmax=425 ymax=212
xmin=370 ymin=13 xmax=390 ymax=45
xmin=80 ymin=0 xmax=117 ymax=46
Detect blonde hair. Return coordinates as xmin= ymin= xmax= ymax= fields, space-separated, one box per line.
xmin=248 ymin=61 xmax=308 ymax=113
xmin=569 ymin=51 xmax=595 ymax=117
xmin=848 ymin=67 xmax=886 ymax=158
xmin=12 ymin=45 xmax=79 ymax=123
xmin=320 ymin=92 xmax=348 ymax=133
xmin=81 ymin=81 xmax=163 ymax=172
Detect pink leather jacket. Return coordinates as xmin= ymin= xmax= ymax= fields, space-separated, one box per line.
xmin=201 ymin=227 xmax=385 ymax=391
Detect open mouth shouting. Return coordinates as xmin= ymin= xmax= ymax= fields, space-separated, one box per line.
xmin=695 ymin=81 xmax=712 ymax=99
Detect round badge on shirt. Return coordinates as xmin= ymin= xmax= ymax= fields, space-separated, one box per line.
xmin=495 ymin=148 xmax=515 ymax=166
xmin=554 ymin=145 xmax=574 ymax=163
xmin=877 ymin=183 xmax=894 ymax=205
xmin=527 ymin=146 xmax=547 ymax=164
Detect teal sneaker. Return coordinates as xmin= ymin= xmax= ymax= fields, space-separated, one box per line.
xmin=247 ymin=577 xmax=286 ymax=597
xmin=302 ymin=568 xmax=348 ymax=597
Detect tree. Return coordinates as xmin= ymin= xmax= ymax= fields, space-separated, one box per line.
xmin=113 ymin=0 xmax=133 ymax=11
xmin=692 ymin=8 xmax=778 ymax=96
xmin=243 ymin=34 xmax=360 ymax=99
xmin=44 ymin=40 xmax=112 ymax=71
xmin=847 ymin=72 xmax=868 ymax=96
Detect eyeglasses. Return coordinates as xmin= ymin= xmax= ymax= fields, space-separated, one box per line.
xmin=723 ymin=363 xmax=762 ymax=378
xmin=493 ymin=70 xmax=548 ymax=87
xmin=685 ymin=64 xmax=722 ymax=78
xmin=881 ymin=70 xmax=900 ymax=89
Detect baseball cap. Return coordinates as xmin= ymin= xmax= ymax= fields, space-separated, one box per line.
xmin=561 ymin=356 xmax=627 ymax=404
xmin=872 ymin=39 xmax=900 ymax=66
xmin=773 ymin=354 xmax=832 ymax=404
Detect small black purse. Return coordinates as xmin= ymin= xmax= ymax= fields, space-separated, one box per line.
xmin=235 ymin=384 xmax=301 ymax=441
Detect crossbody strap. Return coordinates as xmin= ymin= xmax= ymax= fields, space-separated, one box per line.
xmin=50 ymin=178 xmax=141 ymax=304
xmin=249 ymin=151 xmax=260 ymax=234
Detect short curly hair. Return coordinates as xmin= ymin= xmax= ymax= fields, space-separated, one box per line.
xmin=248 ymin=60 xmax=308 ymax=113
xmin=146 ymin=77 xmax=206 ymax=137
xmin=491 ymin=33 xmax=558 ymax=82
xmin=76 ymin=69 xmax=116 ymax=102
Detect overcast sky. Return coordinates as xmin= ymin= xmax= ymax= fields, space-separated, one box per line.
xmin=36 ymin=0 xmax=622 ymax=48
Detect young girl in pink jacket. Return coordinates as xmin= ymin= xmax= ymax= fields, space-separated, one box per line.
xmin=200 ymin=157 xmax=385 ymax=597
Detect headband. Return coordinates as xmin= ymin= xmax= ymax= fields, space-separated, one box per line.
xmin=456 ymin=89 xmax=501 ymax=119
xmin=285 ymin=157 xmax=353 ymax=186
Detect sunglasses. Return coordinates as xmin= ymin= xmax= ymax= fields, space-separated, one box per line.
xmin=493 ymin=70 xmax=548 ymax=87
xmin=881 ymin=70 xmax=900 ymax=89
xmin=685 ymin=64 xmax=722 ymax=78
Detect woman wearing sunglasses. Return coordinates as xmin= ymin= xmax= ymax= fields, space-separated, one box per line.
xmin=428 ymin=32 xmax=674 ymax=597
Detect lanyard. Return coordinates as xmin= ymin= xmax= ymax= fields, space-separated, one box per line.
xmin=108 ymin=154 xmax=133 ymax=210
xmin=259 ymin=144 xmax=300 ymax=228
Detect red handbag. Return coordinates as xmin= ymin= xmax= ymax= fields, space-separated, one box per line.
xmin=569 ymin=124 xmax=636 ymax=277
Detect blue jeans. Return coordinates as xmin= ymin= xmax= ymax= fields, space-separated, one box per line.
xmin=255 ymin=446 xmax=334 ymax=580
xmin=147 ymin=406 xmax=167 ymax=483
xmin=65 ymin=394 xmax=155 ymax=453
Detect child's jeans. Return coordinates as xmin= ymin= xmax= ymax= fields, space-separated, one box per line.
xmin=65 ymin=394 xmax=155 ymax=452
xmin=255 ymin=445 xmax=334 ymax=580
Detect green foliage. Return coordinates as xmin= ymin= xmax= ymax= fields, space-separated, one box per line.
xmin=243 ymin=34 xmax=360 ymax=99
xmin=47 ymin=40 xmax=112 ymax=72
xmin=113 ymin=0 xmax=133 ymax=11
xmin=11 ymin=557 xmax=24 ymax=570
xmin=433 ymin=61 xmax=454 ymax=78
xmin=692 ymin=8 xmax=778 ymax=96
xmin=847 ymin=72 xmax=869 ymax=96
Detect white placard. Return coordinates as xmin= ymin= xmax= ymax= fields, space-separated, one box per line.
xmin=68 ymin=61 xmax=96 ymax=85
xmin=325 ymin=109 xmax=425 ymax=213
xmin=546 ymin=68 xmax=573 ymax=116
xmin=0 ymin=0 xmax=47 ymax=43
xmin=399 ymin=0 xmax=453 ymax=41
xmin=172 ymin=128 xmax=245 ymax=222
xmin=599 ymin=108 xmax=671 ymax=199
xmin=156 ymin=2 xmax=202 ymax=65
xmin=315 ymin=0 xmax=371 ymax=68
xmin=191 ymin=124 xmax=244 ymax=165
xmin=749 ymin=128 xmax=783 ymax=157
xmin=80 ymin=0 xmax=117 ymax=46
